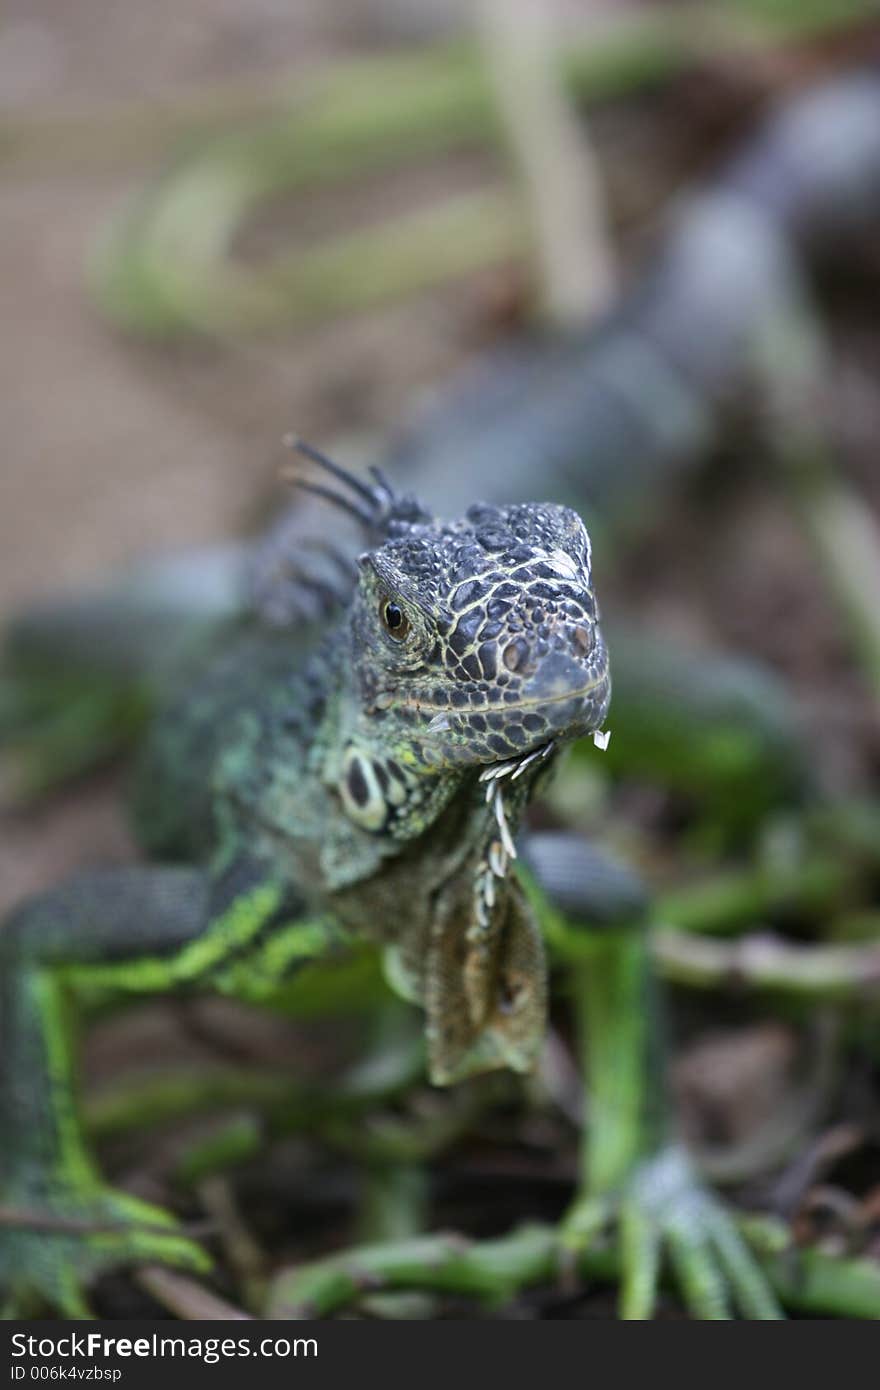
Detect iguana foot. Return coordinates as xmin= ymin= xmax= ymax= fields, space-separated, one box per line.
xmin=561 ymin=1147 xmax=783 ymax=1320
xmin=0 ymin=1185 xmax=210 ymax=1318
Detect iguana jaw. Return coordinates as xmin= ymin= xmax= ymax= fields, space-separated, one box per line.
xmin=417 ymin=667 xmax=610 ymax=760
xmin=412 ymin=667 xmax=607 ymax=722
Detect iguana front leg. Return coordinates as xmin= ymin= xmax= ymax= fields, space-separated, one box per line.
xmin=523 ymin=834 xmax=783 ymax=1320
xmin=0 ymin=863 xmax=336 ymax=1317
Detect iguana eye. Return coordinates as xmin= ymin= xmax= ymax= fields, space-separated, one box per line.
xmin=381 ymin=600 xmax=410 ymax=641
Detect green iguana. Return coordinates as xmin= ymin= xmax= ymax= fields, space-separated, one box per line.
xmin=0 ymin=442 xmax=782 ymax=1319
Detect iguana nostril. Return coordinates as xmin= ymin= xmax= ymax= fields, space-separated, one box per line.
xmin=503 ymin=638 xmax=528 ymax=672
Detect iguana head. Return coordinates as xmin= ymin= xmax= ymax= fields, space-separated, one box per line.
xmin=284 ymin=441 xmax=610 ymax=836
xmin=352 ymin=499 xmax=609 ymax=765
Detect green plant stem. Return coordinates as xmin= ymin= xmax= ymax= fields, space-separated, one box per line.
xmin=653 ymin=929 xmax=880 ymax=1000
xmin=264 ymin=1220 xmax=880 ymax=1319
xmin=5 ymin=2 xmax=874 ymax=176
xmin=355 ymin=1163 xmax=435 ymax=1319
xmin=87 ymin=1036 xmax=425 ymax=1144
xmin=652 ymin=802 xmax=880 ymax=940
xmin=358 ymin=1163 xmax=428 ymax=1247
xmin=656 ymin=856 xmax=853 ymax=937
xmin=91 ymin=0 xmax=878 ymax=337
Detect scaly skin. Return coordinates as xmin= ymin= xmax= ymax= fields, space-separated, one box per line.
xmin=0 ymin=449 xmax=779 ymax=1318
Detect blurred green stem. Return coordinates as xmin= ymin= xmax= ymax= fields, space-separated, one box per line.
xmin=3 ymin=2 xmax=872 ymax=176
xmin=264 ymin=1219 xmax=880 ymax=1319
xmin=88 ymin=0 xmax=878 ymax=337
xmin=654 ymin=928 xmax=880 ymax=1000
xmin=656 ymin=855 xmax=853 ymax=937
xmin=88 ymin=1035 xmax=425 ymax=1146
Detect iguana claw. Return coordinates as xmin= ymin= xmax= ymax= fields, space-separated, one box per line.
xmin=0 ymin=1186 xmax=210 ymax=1318
xmin=560 ymin=1147 xmax=783 ymax=1320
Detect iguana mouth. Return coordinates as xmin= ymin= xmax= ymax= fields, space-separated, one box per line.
xmin=419 ymin=671 xmax=608 ymax=723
